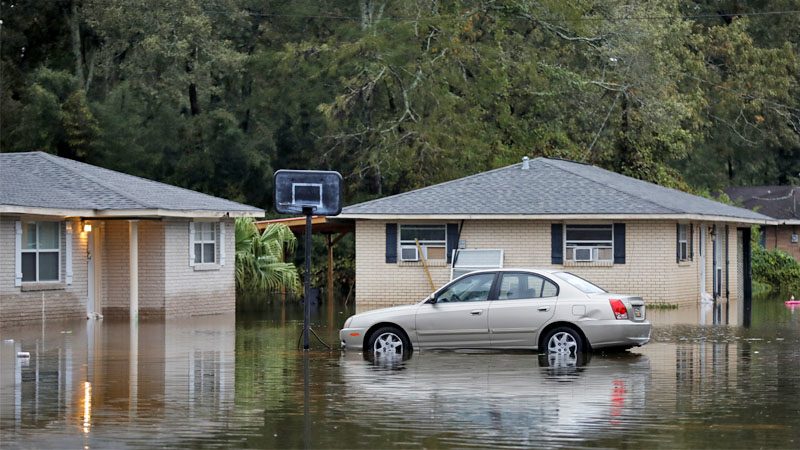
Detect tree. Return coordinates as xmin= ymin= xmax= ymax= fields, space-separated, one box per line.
xmin=235 ymin=218 xmax=300 ymax=296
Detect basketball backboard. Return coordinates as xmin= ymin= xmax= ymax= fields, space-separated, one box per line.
xmin=274 ymin=169 xmax=342 ymax=215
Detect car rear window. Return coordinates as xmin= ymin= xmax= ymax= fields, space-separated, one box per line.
xmin=552 ymin=272 xmax=607 ymax=294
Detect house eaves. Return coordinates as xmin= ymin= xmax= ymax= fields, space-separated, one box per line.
xmin=336 ymin=212 xmax=776 ymax=225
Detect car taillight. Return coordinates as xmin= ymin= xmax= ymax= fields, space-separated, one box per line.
xmin=610 ymin=299 xmax=628 ymax=320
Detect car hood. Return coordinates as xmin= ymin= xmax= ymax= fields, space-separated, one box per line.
xmin=348 ymin=304 xmax=420 ymax=324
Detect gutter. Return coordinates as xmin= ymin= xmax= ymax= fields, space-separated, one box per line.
xmin=0 ymin=205 xmax=264 ymax=218
xmin=336 ymin=213 xmax=776 ymax=225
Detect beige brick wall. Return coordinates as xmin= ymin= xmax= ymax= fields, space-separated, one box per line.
xmin=355 ymin=219 xmax=748 ymax=313
xmin=2 ymin=217 xmax=237 ymax=326
xmin=764 ymin=225 xmax=800 ymax=261
xmin=0 ymin=216 xmax=88 ymax=326
xmin=103 ymin=220 xmax=130 ymax=312
xmin=163 ymin=219 xmax=235 ymax=317
xmin=138 ymin=221 xmax=166 ymax=314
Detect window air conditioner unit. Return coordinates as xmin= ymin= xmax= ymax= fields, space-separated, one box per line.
xmin=574 ymin=247 xmax=593 ymax=262
xmin=400 ymin=245 xmax=419 ymax=261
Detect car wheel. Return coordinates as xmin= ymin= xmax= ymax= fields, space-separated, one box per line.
xmin=367 ymin=326 xmax=410 ymax=357
xmin=543 ymin=326 xmax=583 ymax=355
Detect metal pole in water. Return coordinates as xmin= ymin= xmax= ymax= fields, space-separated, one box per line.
xmin=303 ymin=208 xmax=313 ymax=350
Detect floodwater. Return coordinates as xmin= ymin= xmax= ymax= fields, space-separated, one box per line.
xmin=2 ymin=297 xmax=800 ymax=449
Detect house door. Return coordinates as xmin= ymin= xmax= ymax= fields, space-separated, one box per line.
xmin=737 ymin=228 xmax=752 ymax=327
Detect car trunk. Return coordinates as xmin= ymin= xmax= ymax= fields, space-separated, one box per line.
xmin=589 ymin=294 xmax=647 ymax=322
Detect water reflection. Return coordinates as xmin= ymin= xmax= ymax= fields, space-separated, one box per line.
xmin=338 ymin=350 xmax=650 ymax=446
xmin=0 ymin=315 xmax=236 ymax=448
xmin=1 ymin=300 xmax=800 ymax=448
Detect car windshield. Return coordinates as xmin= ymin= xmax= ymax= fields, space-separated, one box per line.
xmin=552 ymin=272 xmax=607 ymax=294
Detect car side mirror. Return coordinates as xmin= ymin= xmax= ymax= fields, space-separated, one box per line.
xmin=425 ymin=295 xmax=436 ymax=304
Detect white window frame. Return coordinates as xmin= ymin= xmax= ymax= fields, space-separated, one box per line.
xmin=451 ymin=249 xmax=504 ymax=280
xmin=564 ymin=224 xmax=614 ymax=263
xmin=193 ymin=222 xmax=218 ymax=265
xmin=678 ymin=223 xmax=689 ymax=261
xmin=20 ymin=221 xmax=62 ymax=283
xmin=398 ymin=224 xmax=447 ymax=261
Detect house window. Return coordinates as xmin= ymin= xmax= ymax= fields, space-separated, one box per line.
xmin=194 ymin=222 xmax=217 ymax=264
xmin=564 ymin=225 xmax=613 ymax=262
xmin=678 ymin=224 xmax=689 ymax=261
xmin=677 ymin=223 xmax=693 ymax=262
xmin=399 ymin=225 xmax=446 ymax=261
xmin=21 ymin=221 xmax=61 ymax=282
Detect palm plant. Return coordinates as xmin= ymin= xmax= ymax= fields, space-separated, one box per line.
xmin=235 ymin=217 xmax=301 ymax=296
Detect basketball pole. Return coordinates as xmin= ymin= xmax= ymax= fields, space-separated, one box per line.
xmin=303 ymin=206 xmax=313 ymax=350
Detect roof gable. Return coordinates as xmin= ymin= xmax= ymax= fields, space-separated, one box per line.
xmin=0 ymin=152 xmax=263 ymax=217
xmin=343 ymin=157 xmax=769 ymax=222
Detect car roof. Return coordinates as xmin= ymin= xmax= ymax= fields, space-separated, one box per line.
xmin=466 ymin=268 xmax=562 ymax=275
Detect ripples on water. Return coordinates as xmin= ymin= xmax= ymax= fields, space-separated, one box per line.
xmin=1 ymin=299 xmax=800 ymax=449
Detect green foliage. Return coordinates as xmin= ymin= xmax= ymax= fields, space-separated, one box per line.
xmin=1 ymin=0 xmax=799 ymax=207
xmin=235 ymin=218 xmax=300 ymax=297
xmin=751 ymin=244 xmax=800 ymax=293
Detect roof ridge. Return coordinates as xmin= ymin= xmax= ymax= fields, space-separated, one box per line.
xmin=37 ymin=152 xmax=153 ymax=209
xmin=538 ymin=158 xmax=681 ymax=214
xmin=344 ymin=162 xmax=523 ymax=210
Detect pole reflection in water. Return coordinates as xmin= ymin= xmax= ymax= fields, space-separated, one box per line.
xmin=128 ymin=319 xmax=138 ymax=420
xmin=303 ymin=351 xmax=310 ymax=450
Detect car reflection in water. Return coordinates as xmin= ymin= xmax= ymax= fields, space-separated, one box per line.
xmin=338 ymin=350 xmax=650 ymax=445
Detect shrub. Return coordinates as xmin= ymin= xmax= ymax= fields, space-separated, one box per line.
xmin=751 ymin=244 xmax=800 ymax=293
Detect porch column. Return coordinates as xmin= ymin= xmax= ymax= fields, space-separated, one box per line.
xmin=129 ymin=220 xmax=139 ymax=322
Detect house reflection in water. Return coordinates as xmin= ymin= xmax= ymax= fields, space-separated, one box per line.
xmin=0 ymin=314 xmax=235 ymax=436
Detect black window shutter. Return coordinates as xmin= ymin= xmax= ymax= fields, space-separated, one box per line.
xmin=613 ymin=223 xmax=626 ymax=264
xmin=446 ymin=223 xmax=459 ymax=264
xmin=689 ymin=224 xmax=694 ymax=261
xmin=385 ymin=223 xmax=398 ymax=263
xmin=551 ymin=224 xmax=563 ymax=264
xmin=676 ymin=223 xmax=680 ymax=263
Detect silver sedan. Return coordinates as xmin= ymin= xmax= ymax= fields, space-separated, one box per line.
xmin=340 ymin=269 xmax=651 ymax=356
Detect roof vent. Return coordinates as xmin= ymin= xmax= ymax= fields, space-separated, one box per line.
xmin=521 ymin=156 xmax=530 ymax=170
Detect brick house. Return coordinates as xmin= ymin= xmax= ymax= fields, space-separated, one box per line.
xmin=339 ymin=157 xmax=772 ymax=314
xmin=0 ymin=152 xmax=263 ymax=327
xmin=724 ymin=186 xmax=800 ymax=261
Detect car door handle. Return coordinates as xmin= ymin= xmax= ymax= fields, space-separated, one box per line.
xmin=537 ymin=306 xmax=550 ymax=312
xmin=470 ymin=310 xmax=483 ymax=316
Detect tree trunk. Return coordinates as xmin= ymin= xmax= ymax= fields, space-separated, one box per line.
xmin=189 ymin=83 xmax=200 ymax=116
xmin=69 ymin=1 xmax=84 ymax=88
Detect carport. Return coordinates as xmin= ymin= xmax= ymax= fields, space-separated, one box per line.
xmin=256 ymin=216 xmax=354 ymax=305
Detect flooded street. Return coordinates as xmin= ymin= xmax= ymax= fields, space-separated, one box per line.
xmin=3 ymin=298 xmax=800 ymax=449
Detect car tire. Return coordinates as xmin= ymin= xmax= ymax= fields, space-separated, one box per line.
xmin=367 ymin=326 xmax=410 ymax=357
xmin=543 ymin=326 xmax=584 ymax=356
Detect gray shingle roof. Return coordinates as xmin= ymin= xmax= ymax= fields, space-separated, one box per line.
xmin=342 ymin=157 xmax=770 ymax=222
xmin=724 ymin=186 xmax=799 ymax=220
xmin=0 ymin=152 xmax=264 ymax=217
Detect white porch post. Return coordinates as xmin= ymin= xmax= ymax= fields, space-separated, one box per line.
xmin=129 ymin=220 xmax=139 ymax=322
